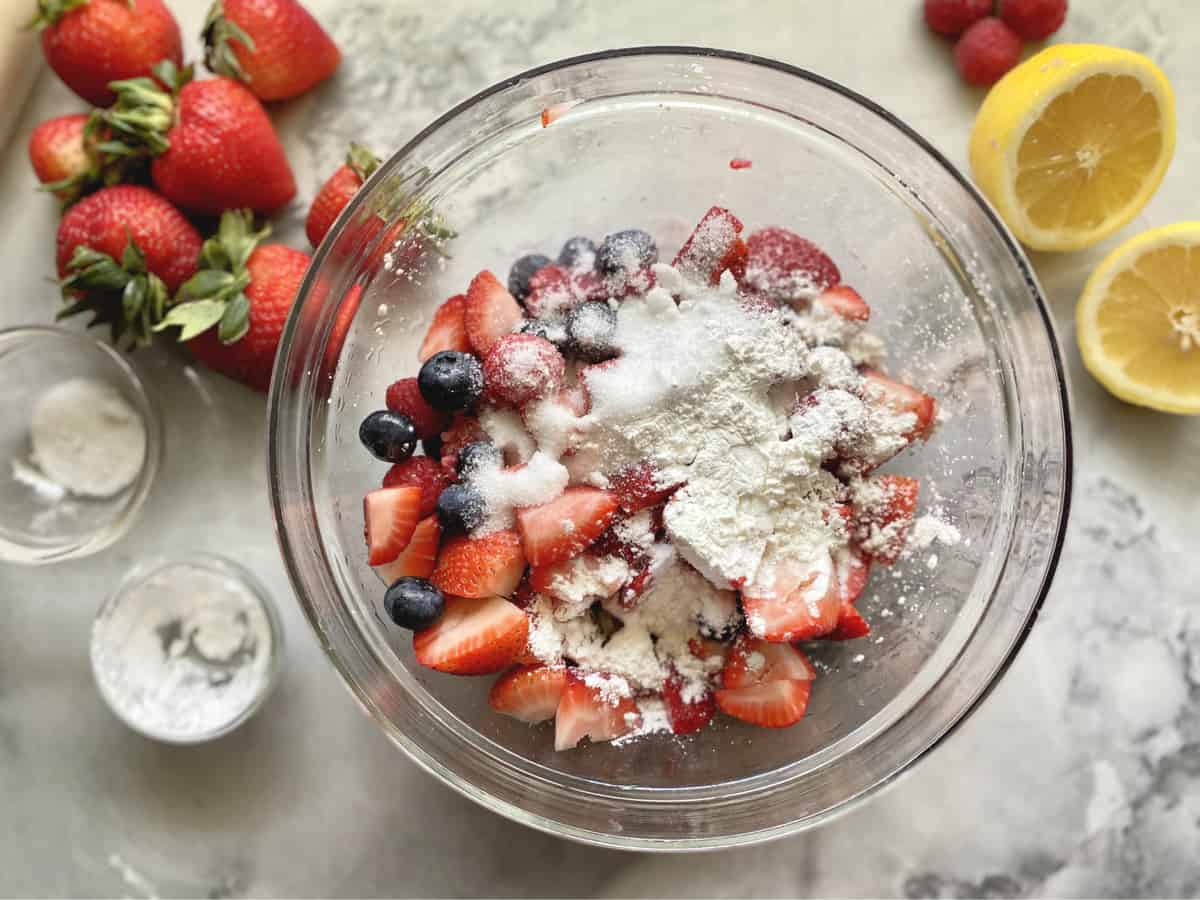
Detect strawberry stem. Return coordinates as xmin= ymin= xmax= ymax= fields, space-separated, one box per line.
xmin=25 ymin=0 xmax=90 ymax=31
xmin=202 ymin=1 xmax=256 ymax=84
xmin=154 ymin=209 xmax=269 ymax=345
xmin=347 ymin=143 xmax=381 ymax=182
xmin=59 ymin=238 xmax=169 ymax=350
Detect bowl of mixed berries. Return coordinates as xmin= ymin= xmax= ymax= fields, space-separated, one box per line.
xmin=269 ymin=48 xmax=1071 ymax=848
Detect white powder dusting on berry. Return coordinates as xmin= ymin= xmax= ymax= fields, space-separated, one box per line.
xmin=479 ymin=406 xmax=536 ymax=464
xmin=471 ymin=450 xmax=568 ymax=534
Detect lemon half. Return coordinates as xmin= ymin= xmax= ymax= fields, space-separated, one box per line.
xmin=970 ymin=44 xmax=1176 ymax=252
xmin=1077 ymin=223 xmax=1200 ymax=414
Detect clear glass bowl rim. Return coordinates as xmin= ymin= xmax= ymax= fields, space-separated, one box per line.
xmin=268 ymin=45 xmax=1074 ymax=851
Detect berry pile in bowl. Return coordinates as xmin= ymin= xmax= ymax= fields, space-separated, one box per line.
xmin=270 ymin=49 xmax=1070 ymax=847
xmin=357 ymin=208 xmax=943 ymax=750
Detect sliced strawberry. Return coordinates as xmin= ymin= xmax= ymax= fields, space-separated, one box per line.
xmin=438 ymin=413 xmax=486 ymax=473
xmin=529 ymin=552 xmax=628 ymax=606
xmin=430 ymin=529 xmax=527 ymax=599
xmin=418 ymin=293 xmax=471 ymax=362
xmin=554 ymin=675 xmax=641 ymax=751
xmin=483 ymin=333 xmax=565 ymax=406
xmin=609 ymin=462 xmax=684 ymax=513
xmin=721 ymin=636 xmax=816 ymax=689
xmin=742 ymin=551 xmax=841 ymax=641
xmin=743 ymin=226 xmax=840 ymax=302
xmin=834 ymin=545 xmax=870 ymax=606
xmin=852 ymin=475 xmax=919 ymax=566
xmin=382 ymin=456 xmax=452 ymax=519
xmin=828 ymin=604 xmax=871 ymax=641
xmin=524 ymin=264 xmax=584 ymax=318
xmin=688 ymin=637 xmax=731 ymax=670
xmin=861 ymin=369 xmax=936 ymax=441
xmin=662 ymin=676 xmax=716 ymax=735
xmin=375 ymin=515 xmax=442 ymax=582
xmin=386 ymin=376 xmax=449 ymax=439
xmin=488 ymin=665 xmax=568 ymax=723
xmin=363 ymin=486 xmax=422 ymax=566
xmin=570 ymin=269 xmax=609 ymax=302
xmin=816 ymin=285 xmax=870 ymax=321
xmin=672 ymin=206 xmax=744 ymax=285
xmin=515 ymin=486 xmax=620 ymax=567
xmin=512 ymin=571 xmax=536 ymax=609
xmin=413 ymin=594 xmax=529 ymax=675
xmin=715 ymin=679 xmax=812 ymax=728
xmin=465 ymin=270 xmax=523 ymax=354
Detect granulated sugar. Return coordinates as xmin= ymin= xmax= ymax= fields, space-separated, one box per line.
xmin=90 ymin=559 xmax=278 ymax=743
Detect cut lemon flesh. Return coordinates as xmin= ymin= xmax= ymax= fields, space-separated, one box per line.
xmin=970 ymin=44 xmax=1175 ymax=252
xmin=1077 ymin=223 xmax=1200 ymax=414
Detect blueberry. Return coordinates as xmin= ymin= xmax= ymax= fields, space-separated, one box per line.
xmin=384 ymin=577 xmax=444 ymax=631
xmin=421 ymin=434 xmax=443 ymax=459
xmin=516 ymin=316 xmax=569 ymax=350
xmin=596 ymin=229 xmax=657 ymax=274
xmin=456 ymin=440 xmax=503 ymax=478
xmin=359 ymin=410 xmax=417 ymax=462
xmin=418 ymin=350 xmax=484 ymax=411
xmin=436 ymin=482 xmax=486 ymax=534
xmin=565 ymin=301 xmax=619 ymax=363
xmin=558 ymin=236 xmax=597 ymax=271
xmin=507 ymin=253 xmax=553 ymax=301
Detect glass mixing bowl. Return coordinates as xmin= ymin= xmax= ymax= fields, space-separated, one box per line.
xmin=269 ymin=48 xmax=1072 ymax=849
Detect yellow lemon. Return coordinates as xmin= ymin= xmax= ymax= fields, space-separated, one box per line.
xmin=969 ymin=44 xmax=1175 ymax=252
xmin=1076 ymin=222 xmax=1200 ymax=414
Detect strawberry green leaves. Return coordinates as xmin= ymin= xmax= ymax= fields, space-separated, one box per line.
xmin=59 ymin=239 xmax=169 ymax=349
xmin=202 ymin=1 xmax=256 ymax=83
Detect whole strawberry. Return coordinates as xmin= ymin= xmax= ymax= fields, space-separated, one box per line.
xmin=28 ymin=0 xmax=183 ymax=107
xmin=157 ymin=210 xmax=310 ymax=391
xmin=95 ymin=62 xmax=296 ymax=215
xmin=306 ymin=143 xmax=380 ymax=248
xmin=29 ymin=114 xmax=92 ymax=201
xmin=56 ymin=185 xmax=202 ymax=347
xmin=203 ymin=0 xmax=341 ymax=102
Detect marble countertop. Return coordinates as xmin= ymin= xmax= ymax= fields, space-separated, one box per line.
xmin=2 ymin=0 xmax=1198 ymax=896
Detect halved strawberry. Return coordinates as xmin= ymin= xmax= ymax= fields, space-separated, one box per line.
xmin=382 ymin=456 xmax=452 ymax=519
xmin=852 ymin=475 xmax=919 ymax=566
xmin=375 ymin=515 xmax=442 ymax=582
xmin=742 ymin=551 xmax=841 ymax=642
xmin=715 ymin=679 xmax=812 ymax=729
xmin=688 ymin=637 xmax=731 ymax=670
xmin=828 ymin=604 xmax=871 ymax=641
xmin=515 ymin=486 xmax=620 ymax=567
xmin=418 ymin=294 xmax=471 ymax=362
xmin=662 ymin=676 xmax=716 ymax=735
xmin=386 ymin=376 xmax=449 ymax=439
xmin=363 ymin=486 xmax=422 ymax=565
xmin=609 ymin=462 xmax=684 ymax=513
xmin=488 ymin=665 xmax=568 ymax=722
xmin=554 ymin=675 xmax=641 ymax=751
xmin=835 ymin=545 xmax=870 ymax=606
xmin=861 ymin=369 xmax=936 ymax=441
xmin=529 ymin=552 xmax=628 ymax=606
xmin=816 ymin=285 xmax=870 ymax=321
xmin=742 ymin=226 xmax=840 ymax=302
xmin=465 ymin=270 xmax=523 ymax=354
xmin=672 ymin=206 xmax=744 ymax=285
xmin=413 ymin=594 xmax=529 ymax=675
xmin=721 ymin=636 xmax=816 ymax=689
xmin=430 ymin=530 xmax=527 ymax=599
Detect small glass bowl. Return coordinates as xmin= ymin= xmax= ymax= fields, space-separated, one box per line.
xmin=90 ymin=553 xmax=284 ymax=744
xmin=0 ymin=326 xmax=162 ymax=565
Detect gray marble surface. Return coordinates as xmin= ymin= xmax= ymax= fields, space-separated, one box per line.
xmin=1 ymin=0 xmax=1198 ymax=896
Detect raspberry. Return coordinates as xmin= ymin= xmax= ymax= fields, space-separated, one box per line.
xmin=924 ymin=0 xmax=992 ymax=36
xmin=385 ymin=377 xmax=448 ymax=439
xmin=482 ymin=333 xmax=565 ymax=406
xmin=382 ymin=456 xmax=452 ymax=518
xmin=955 ymin=18 xmax=1023 ymax=86
xmin=999 ymin=0 xmax=1068 ymax=40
